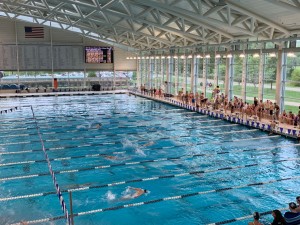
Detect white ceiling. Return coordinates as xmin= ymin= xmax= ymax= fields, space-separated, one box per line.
xmin=0 ymin=0 xmax=300 ymax=50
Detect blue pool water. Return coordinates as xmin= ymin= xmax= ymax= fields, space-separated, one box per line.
xmin=0 ymin=94 xmax=299 ymax=225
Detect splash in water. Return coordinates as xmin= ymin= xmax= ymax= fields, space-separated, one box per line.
xmin=135 ymin=147 xmax=146 ymax=156
xmin=105 ymin=191 xmax=116 ymax=201
xmin=121 ymin=186 xmax=134 ymax=199
xmin=122 ymin=138 xmax=137 ymax=148
xmin=76 ymin=124 xmax=88 ymax=130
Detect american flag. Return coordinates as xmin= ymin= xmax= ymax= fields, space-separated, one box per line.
xmin=24 ymin=26 xmax=44 ymax=38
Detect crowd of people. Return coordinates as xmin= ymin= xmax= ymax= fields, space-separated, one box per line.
xmin=177 ymin=87 xmax=300 ymax=127
xmin=139 ymin=84 xmax=300 ymax=130
xmin=249 ymin=196 xmax=300 ymax=225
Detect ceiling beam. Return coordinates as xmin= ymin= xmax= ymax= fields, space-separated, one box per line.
xmin=127 ymin=0 xmax=234 ymax=39
xmin=225 ymin=0 xmax=290 ymax=35
xmin=263 ymin=0 xmax=300 ymax=12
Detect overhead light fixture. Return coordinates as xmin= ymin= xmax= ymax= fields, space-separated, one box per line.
xmin=161 ymin=56 xmax=166 ymax=59
xmin=137 ymin=57 xmax=141 ymax=59
xmin=226 ymin=53 xmax=232 ymax=58
xmin=167 ymin=56 xmax=171 ymax=59
xmin=173 ymin=55 xmax=178 ymax=59
xmin=215 ymin=54 xmax=221 ymax=58
xmin=133 ymin=57 xmax=136 ymax=59
xmin=188 ymin=55 xmax=193 ymax=59
xmin=146 ymin=56 xmax=149 ymax=59
xmin=180 ymin=55 xmax=186 ymax=59
xmin=205 ymin=54 xmax=210 ymax=58
xmin=287 ymin=52 xmax=296 ymax=57
xmin=239 ymin=53 xmax=245 ymax=58
xmin=253 ymin=53 xmax=260 ymax=58
xmin=141 ymin=57 xmax=145 ymax=59
xmin=196 ymin=54 xmax=202 ymax=58
xmin=126 ymin=57 xmax=129 ymax=59
xmin=269 ymin=53 xmax=276 ymax=57
xmin=155 ymin=56 xmax=160 ymax=59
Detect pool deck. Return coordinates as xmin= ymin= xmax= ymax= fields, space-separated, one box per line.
xmin=130 ymin=91 xmax=300 ymax=140
xmin=0 ymin=89 xmax=299 ymax=140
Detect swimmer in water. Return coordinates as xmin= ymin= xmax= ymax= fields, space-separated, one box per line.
xmin=101 ymin=154 xmax=117 ymax=160
xmin=122 ymin=187 xmax=147 ymax=200
xmin=77 ymin=122 xmax=102 ymax=130
xmin=92 ymin=123 xmax=102 ymax=129
xmin=142 ymin=141 xmax=154 ymax=147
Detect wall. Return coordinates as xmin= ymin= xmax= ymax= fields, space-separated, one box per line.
xmin=0 ymin=17 xmax=137 ymax=71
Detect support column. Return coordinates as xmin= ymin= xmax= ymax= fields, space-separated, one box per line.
xmin=202 ymin=58 xmax=207 ymax=94
xmin=169 ymin=57 xmax=174 ymax=94
xmin=149 ymin=57 xmax=154 ymax=89
xmin=241 ymin=56 xmax=247 ymax=102
xmin=50 ymin=22 xmax=54 ymax=88
xmin=136 ymin=57 xmax=141 ymax=88
xmin=193 ymin=56 xmax=199 ymax=93
xmin=190 ymin=56 xmax=195 ymax=93
xmin=155 ymin=57 xmax=158 ymax=88
xmin=161 ymin=57 xmax=165 ymax=89
xmin=166 ymin=57 xmax=170 ymax=94
xmin=213 ymin=58 xmax=218 ymax=88
xmin=174 ymin=58 xmax=179 ymax=95
xmin=276 ymin=50 xmax=286 ymax=112
xmin=141 ymin=57 xmax=145 ymax=87
xmin=225 ymin=57 xmax=234 ymax=100
xmin=258 ymin=53 xmax=265 ymax=101
xmin=183 ymin=57 xmax=187 ymax=93
xmin=15 ymin=21 xmax=20 ymax=85
xmin=146 ymin=57 xmax=150 ymax=89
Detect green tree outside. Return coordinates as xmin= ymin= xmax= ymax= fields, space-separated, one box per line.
xmin=291 ymin=67 xmax=300 ymax=86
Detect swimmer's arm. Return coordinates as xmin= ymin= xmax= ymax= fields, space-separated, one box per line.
xmin=128 ymin=187 xmax=138 ymax=191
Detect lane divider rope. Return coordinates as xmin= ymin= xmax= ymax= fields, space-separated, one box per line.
xmin=9 ymin=175 xmax=298 ymax=224
xmin=2 ymin=157 xmax=300 ymax=202
xmin=29 ymin=106 xmax=70 ymax=225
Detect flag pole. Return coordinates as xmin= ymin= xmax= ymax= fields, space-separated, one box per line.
xmin=15 ymin=21 xmax=20 ymax=86
xmin=50 ymin=21 xmax=54 ymax=89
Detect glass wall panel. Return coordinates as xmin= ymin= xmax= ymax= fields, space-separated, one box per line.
xmin=246 ymin=54 xmax=260 ymax=100
xmin=195 ymin=57 xmax=203 ymax=94
xmin=206 ymin=54 xmax=215 ymax=98
xmin=285 ymin=52 xmax=300 ymax=114
xmin=263 ymin=54 xmax=277 ymax=101
xmin=186 ymin=57 xmax=192 ymax=92
xmin=178 ymin=57 xmax=185 ymax=92
xmin=232 ymin=56 xmax=243 ymax=98
xmin=217 ymin=57 xmax=226 ymax=92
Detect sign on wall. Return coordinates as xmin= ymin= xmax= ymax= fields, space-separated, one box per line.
xmin=0 ymin=45 xmax=18 ymax=70
xmin=0 ymin=44 xmax=84 ymax=70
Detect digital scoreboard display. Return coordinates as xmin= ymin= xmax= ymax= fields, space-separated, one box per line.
xmin=85 ymin=46 xmax=113 ymax=63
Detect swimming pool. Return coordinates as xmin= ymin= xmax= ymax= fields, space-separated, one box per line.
xmin=0 ymin=94 xmax=299 ymax=225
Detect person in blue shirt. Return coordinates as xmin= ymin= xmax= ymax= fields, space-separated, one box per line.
xmin=284 ymin=202 xmax=300 ymax=225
